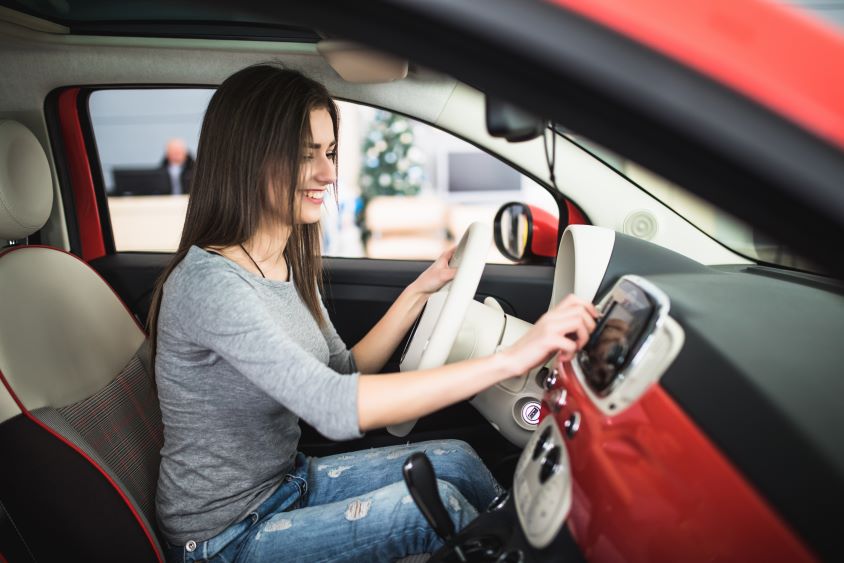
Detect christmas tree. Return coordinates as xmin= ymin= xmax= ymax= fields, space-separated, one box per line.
xmin=356 ymin=110 xmax=425 ymax=239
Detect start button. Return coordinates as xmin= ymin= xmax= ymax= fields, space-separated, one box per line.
xmin=521 ymin=400 xmax=542 ymax=426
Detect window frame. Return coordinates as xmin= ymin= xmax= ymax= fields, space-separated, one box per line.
xmin=74 ymin=86 xmax=583 ymax=262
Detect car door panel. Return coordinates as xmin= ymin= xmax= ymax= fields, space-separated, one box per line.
xmin=90 ymin=254 xmax=555 ymax=349
xmin=89 ymin=252 xmax=170 ymax=327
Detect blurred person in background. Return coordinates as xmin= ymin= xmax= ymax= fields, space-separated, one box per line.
xmin=160 ymin=138 xmax=194 ymax=195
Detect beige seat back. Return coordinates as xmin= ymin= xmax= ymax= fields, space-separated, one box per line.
xmin=0 ymin=119 xmax=164 ymax=561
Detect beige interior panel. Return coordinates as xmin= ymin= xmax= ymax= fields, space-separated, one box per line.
xmin=0 ymin=247 xmax=145 ymax=411
xmin=0 ymin=119 xmax=54 ymax=240
xmin=0 ymin=381 xmax=21 ymax=424
xmin=0 ymin=19 xmax=456 ymax=125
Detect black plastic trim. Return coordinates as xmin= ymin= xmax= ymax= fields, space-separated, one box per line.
xmin=594 ymin=232 xmax=710 ymax=300
xmin=0 ymin=2 xmax=320 ymax=42
xmin=324 ymin=257 xmax=555 ymax=324
xmin=434 ymin=491 xmax=584 ymax=563
xmin=714 ymin=264 xmax=844 ymax=295
xmin=88 ymin=252 xmax=170 ymax=324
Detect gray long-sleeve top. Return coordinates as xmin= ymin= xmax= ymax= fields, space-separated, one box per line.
xmin=154 ymin=246 xmax=360 ymax=545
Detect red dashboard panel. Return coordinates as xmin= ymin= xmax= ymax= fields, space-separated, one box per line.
xmin=543 ymin=356 xmax=815 ymax=562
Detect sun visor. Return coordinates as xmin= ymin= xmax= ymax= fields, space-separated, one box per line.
xmin=317 ymin=40 xmax=408 ymax=83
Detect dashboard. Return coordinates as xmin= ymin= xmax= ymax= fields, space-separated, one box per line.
xmin=509 ymin=225 xmax=843 ymax=561
xmin=514 ymin=272 xmax=684 ymax=550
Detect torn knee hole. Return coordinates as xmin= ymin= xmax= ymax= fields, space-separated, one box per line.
xmin=345 ymin=498 xmax=372 ymax=521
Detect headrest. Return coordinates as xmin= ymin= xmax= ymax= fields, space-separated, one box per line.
xmin=0 ymin=120 xmax=53 ymax=240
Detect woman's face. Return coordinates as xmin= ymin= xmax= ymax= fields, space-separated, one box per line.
xmin=294 ymin=108 xmax=337 ymax=224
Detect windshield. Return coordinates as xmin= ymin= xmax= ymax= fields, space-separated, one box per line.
xmin=557 ymin=129 xmax=821 ymax=274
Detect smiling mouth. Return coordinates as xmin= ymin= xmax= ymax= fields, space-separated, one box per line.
xmin=301 ymin=190 xmax=326 ymax=202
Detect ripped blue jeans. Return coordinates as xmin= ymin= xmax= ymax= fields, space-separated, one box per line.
xmin=164 ymin=439 xmax=503 ymax=562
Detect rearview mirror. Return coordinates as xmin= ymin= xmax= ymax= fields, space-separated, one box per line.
xmin=485 ymin=96 xmax=545 ymax=142
xmin=493 ymin=202 xmax=558 ymax=263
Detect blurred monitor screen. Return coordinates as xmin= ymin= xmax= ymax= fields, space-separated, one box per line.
xmin=448 ymin=152 xmax=521 ymax=193
xmin=112 ymin=168 xmax=171 ymax=196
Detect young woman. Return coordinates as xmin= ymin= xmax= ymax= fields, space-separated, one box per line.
xmin=150 ymin=64 xmax=597 ymax=562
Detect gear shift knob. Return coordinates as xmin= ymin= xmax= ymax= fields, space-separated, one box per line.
xmin=403 ymin=452 xmax=466 ymax=561
xmin=403 ymin=452 xmax=455 ymax=540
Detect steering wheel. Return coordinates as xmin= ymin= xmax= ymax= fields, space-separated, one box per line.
xmin=387 ymin=221 xmax=492 ymax=437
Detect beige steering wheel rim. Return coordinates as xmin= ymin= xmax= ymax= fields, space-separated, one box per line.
xmin=388 ymin=222 xmax=491 ymax=437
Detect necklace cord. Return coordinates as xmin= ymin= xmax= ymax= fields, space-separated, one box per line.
xmin=239 ymin=243 xmax=267 ymax=278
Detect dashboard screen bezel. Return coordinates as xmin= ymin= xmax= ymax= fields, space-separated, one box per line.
xmin=576 ymin=275 xmax=670 ymax=398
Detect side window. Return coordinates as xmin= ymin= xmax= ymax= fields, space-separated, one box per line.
xmin=89 ymin=90 xmax=557 ymax=262
xmin=89 ymin=89 xmax=213 ymax=251
xmin=326 ymin=102 xmax=556 ymax=263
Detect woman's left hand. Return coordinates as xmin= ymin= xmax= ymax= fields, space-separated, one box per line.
xmin=355 ymin=246 xmax=458 ymax=374
xmin=410 ymin=245 xmax=457 ymax=296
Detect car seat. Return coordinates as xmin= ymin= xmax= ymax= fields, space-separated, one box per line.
xmin=0 ymin=120 xmax=164 ymax=562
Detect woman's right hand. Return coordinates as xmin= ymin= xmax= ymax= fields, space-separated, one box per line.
xmin=501 ymin=294 xmax=599 ymax=376
xmin=359 ymin=294 xmax=598 ymax=431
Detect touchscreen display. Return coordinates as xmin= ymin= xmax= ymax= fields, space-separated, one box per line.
xmin=578 ymin=280 xmax=656 ymax=394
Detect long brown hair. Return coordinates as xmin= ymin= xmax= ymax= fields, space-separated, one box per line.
xmin=147 ymin=65 xmax=339 ymax=373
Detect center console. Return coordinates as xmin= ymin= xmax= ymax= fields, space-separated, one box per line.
xmin=423 ymin=413 xmax=581 ymax=562
xmin=422 ymin=276 xmax=684 ymax=561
